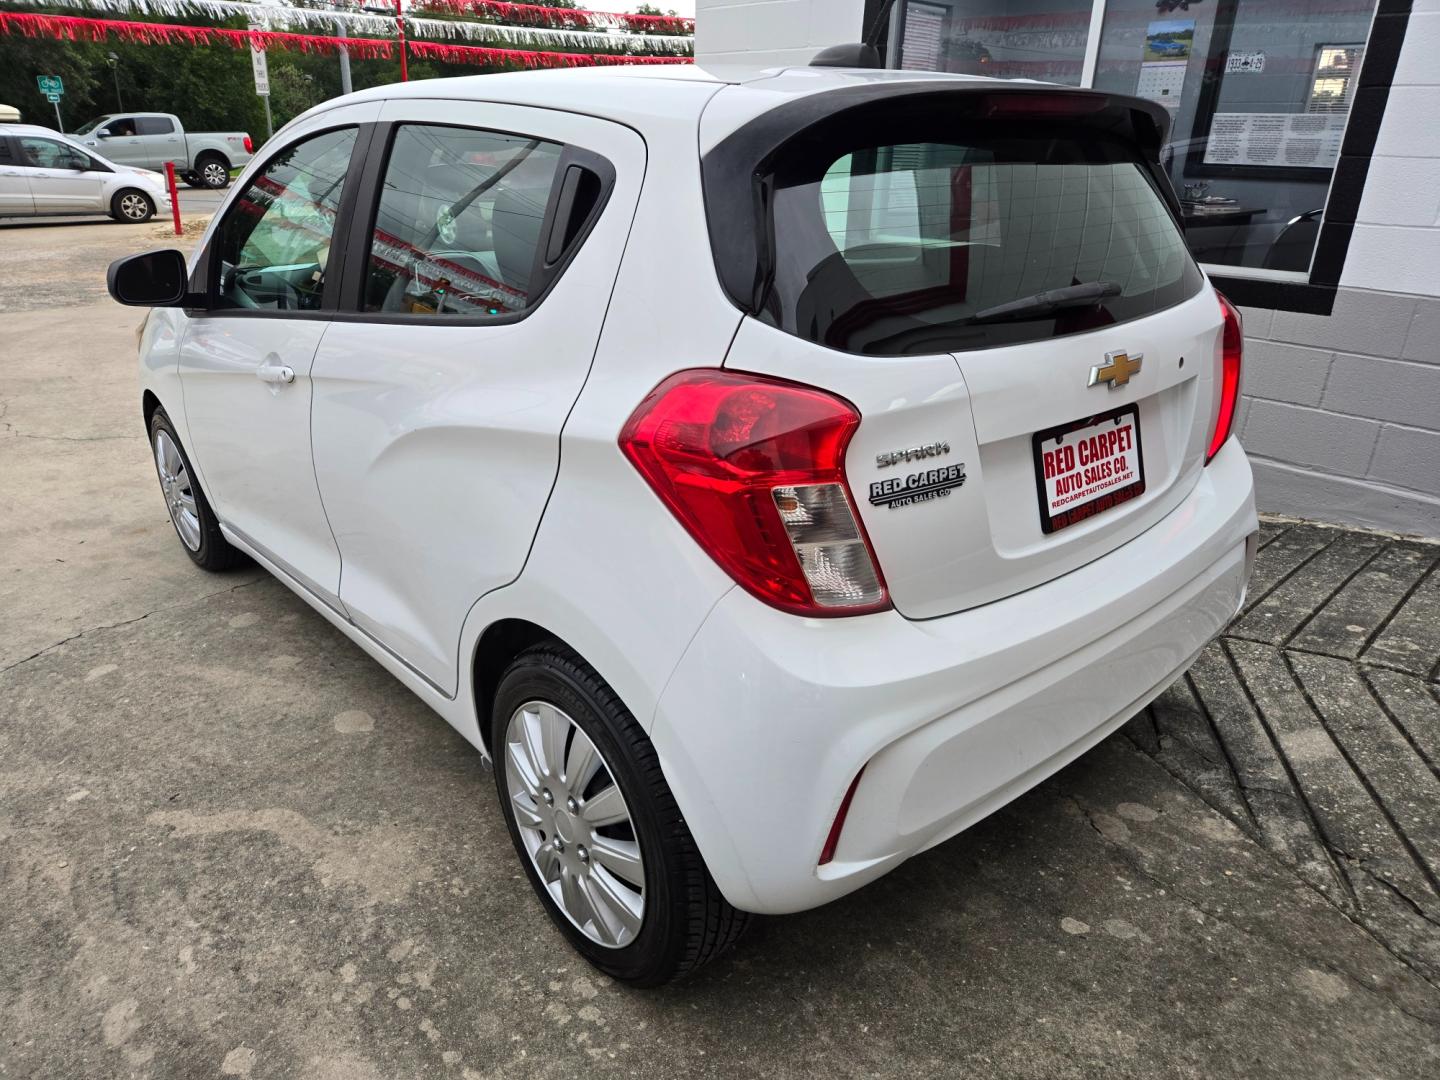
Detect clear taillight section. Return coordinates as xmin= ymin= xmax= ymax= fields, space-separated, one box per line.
xmin=619 ymin=369 xmax=890 ymax=617
xmin=772 ymin=485 xmax=885 ymax=607
xmin=1208 ymin=291 xmax=1244 ymax=464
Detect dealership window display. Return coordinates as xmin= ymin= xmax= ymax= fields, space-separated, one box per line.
xmin=891 ymin=0 xmax=1382 ymax=278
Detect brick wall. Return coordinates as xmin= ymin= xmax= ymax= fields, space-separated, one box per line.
xmin=1235 ymin=1 xmax=1440 ymax=537
xmin=1235 ymin=290 xmax=1440 ymax=535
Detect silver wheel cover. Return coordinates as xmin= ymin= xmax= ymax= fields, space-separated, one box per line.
xmin=153 ymin=430 xmax=202 ymax=551
xmin=202 ymin=161 xmax=227 ymax=186
xmin=504 ymin=700 xmax=646 ymax=948
xmin=120 ymin=193 xmax=148 ymax=220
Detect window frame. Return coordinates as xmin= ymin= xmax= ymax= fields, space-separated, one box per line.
xmin=874 ymin=0 xmax=1415 ymax=315
xmin=189 ymin=122 xmax=376 ymax=321
xmin=328 ymin=119 xmax=617 ymax=328
xmin=136 ymin=116 xmax=177 ymax=136
xmin=16 ymin=135 xmax=95 ymax=172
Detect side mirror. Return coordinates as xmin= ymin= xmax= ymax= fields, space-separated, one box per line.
xmin=107 ymin=249 xmax=191 ymax=307
xmin=97 ymin=130 xmax=113 ymax=138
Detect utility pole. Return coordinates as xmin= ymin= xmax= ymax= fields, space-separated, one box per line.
xmin=335 ymin=18 xmax=352 ymax=95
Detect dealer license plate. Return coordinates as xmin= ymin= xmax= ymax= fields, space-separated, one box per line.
xmin=1032 ymin=405 xmax=1146 ymax=534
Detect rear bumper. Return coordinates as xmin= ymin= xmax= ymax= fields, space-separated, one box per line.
xmin=650 ymin=439 xmax=1258 ymax=914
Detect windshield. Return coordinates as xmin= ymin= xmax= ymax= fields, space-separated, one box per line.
xmin=72 ymin=115 xmax=113 ymax=136
xmin=761 ymin=118 xmax=1203 ymax=356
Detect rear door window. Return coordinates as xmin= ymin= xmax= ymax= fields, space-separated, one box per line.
xmin=362 ymin=125 xmax=565 ymax=317
xmin=136 ymin=116 xmax=175 ymax=136
xmin=763 ymin=121 xmax=1202 ymax=356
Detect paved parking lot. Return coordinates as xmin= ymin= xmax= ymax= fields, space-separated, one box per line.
xmin=2 ymin=219 xmax=1438 ymax=1079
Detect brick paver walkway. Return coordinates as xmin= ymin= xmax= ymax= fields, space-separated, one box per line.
xmin=1127 ymin=518 xmax=1440 ymax=984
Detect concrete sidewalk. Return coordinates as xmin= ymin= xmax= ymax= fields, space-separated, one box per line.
xmin=2 ymin=222 xmax=1438 ymax=1079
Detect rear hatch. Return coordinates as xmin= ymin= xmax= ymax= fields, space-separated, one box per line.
xmin=705 ymin=82 xmax=1223 ymax=619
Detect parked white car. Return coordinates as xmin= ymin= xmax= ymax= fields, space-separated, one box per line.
xmin=109 ymin=62 xmax=1257 ymax=986
xmin=1 ymin=124 xmax=171 ymax=222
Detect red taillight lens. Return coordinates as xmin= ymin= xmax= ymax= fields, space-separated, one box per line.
xmin=819 ymin=767 xmax=865 ymax=866
xmin=1208 ymin=292 xmax=1244 ymax=464
xmin=243 ymin=135 xmax=254 ymax=154
xmin=619 ymin=369 xmax=890 ymax=617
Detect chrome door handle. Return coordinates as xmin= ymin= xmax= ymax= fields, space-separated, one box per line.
xmin=256 ymin=363 xmax=295 ymax=385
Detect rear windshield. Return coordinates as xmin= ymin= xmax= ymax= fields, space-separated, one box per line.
xmin=762 ymin=125 xmax=1203 ymax=356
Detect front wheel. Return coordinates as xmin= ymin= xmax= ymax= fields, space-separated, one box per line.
xmin=111 ymin=189 xmax=154 ymax=223
xmin=492 ymin=644 xmax=749 ymax=986
xmin=196 ymin=155 xmax=230 ymax=189
xmin=149 ymin=409 xmax=244 ymax=571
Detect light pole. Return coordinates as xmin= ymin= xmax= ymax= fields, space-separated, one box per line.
xmin=106 ymin=51 xmax=123 ymax=111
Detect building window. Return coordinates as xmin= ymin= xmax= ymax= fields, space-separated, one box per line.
xmin=896 ymin=0 xmax=1096 ymax=85
xmin=892 ymin=0 xmax=1386 ymax=289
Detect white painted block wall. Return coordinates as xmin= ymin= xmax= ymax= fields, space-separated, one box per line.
xmin=694 ymin=0 xmax=867 ymax=67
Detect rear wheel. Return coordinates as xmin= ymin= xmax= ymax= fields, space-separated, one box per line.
xmin=196 ymin=154 xmax=230 ymax=189
xmin=149 ymin=409 xmax=244 ymax=571
xmin=492 ymin=644 xmax=749 ymax=986
xmin=111 ymin=189 xmax=154 ymax=223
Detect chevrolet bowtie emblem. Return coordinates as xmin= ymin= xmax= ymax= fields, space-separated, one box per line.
xmin=1089 ymin=350 xmax=1143 ymax=389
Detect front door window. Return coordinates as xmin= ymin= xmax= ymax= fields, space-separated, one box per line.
xmin=212 ymin=127 xmax=357 ymax=311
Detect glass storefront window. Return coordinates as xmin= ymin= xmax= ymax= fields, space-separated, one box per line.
xmin=1091 ymin=0 xmax=1378 ymax=273
xmin=896 ymin=1 xmax=1096 ymax=85
xmin=893 ymin=0 xmax=1381 ymax=278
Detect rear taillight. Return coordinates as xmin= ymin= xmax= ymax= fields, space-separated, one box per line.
xmin=619 ymin=369 xmax=890 ymax=616
xmin=243 ymin=135 xmax=253 ymax=154
xmin=1208 ymin=292 xmax=1244 ymax=464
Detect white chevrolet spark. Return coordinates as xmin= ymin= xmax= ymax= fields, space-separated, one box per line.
xmin=109 ymin=61 xmax=1257 ymax=985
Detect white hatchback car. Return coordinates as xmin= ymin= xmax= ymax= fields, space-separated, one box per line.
xmin=1 ymin=123 xmax=171 ymax=223
xmin=109 ymin=62 xmax=1257 ymax=986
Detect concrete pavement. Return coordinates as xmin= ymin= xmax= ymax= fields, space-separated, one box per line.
xmin=2 ymin=221 xmax=1438 ymax=1079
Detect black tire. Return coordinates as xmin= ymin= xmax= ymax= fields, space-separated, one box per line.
xmin=182 ymin=173 xmax=205 ymax=189
xmin=492 ymin=644 xmax=750 ymax=986
xmin=148 ymin=409 xmax=245 ymax=572
xmin=195 ymin=154 xmax=231 ymax=189
xmin=110 ymin=188 xmax=155 ymax=223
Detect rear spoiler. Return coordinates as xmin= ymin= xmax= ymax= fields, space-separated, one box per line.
xmin=701 ymin=84 xmax=1178 ymax=317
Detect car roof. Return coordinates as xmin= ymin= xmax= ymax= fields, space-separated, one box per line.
xmin=313 ymin=63 xmax=1018 ymax=137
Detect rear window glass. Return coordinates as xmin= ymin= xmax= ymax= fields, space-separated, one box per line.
xmin=764 ymin=130 xmax=1202 ymax=356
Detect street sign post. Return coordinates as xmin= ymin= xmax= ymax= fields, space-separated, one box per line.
xmin=36 ymin=74 xmax=64 ymax=129
xmin=249 ymin=39 xmax=274 ymax=141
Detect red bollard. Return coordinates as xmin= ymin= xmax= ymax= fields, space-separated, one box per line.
xmin=164 ymin=160 xmax=182 ymax=237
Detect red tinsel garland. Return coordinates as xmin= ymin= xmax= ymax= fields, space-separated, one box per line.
xmin=408 ymin=39 xmax=691 ymax=68
xmin=413 ymin=0 xmax=694 ymax=36
xmin=0 ymin=11 xmax=695 ymax=69
xmin=0 ymin=11 xmax=395 ymax=57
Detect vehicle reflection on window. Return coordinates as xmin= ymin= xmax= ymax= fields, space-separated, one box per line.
xmin=362 ymin=125 xmax=564 ymax=317
xmin=213 ymin=128 xmax=357 ymax=312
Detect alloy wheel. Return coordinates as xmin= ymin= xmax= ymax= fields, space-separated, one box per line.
xmin=153 ymin=429 xmax=201 ymax=551
xmin=202 ymin=161 xmax=228 ymax=188
xmin=504 ymin=700 xmax=646 ymax=948
xmin=119 ymin=193 xmax=150 ymax=221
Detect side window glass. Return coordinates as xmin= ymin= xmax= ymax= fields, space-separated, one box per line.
xmin=137 ymin=117 xmax=175 ymax=136
xmin=106 ymin=118 xmax=137 ymax=137
xmin=363 ymin=125 xmax=564 ymax=317
xmin=18 ymin=137 xmax=86 ymax=170
xmin=213 ymin=127 xmax=357 ymax=312
xmin=0 ymin=140 xmax=14 ymax=165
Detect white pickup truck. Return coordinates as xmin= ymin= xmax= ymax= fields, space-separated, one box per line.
xmin=70 ymin=112 xmax=253 ymax=189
